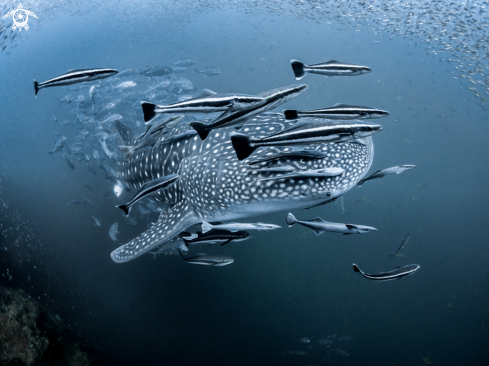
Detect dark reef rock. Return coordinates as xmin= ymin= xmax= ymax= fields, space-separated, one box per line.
xmin=0 ymin=286 xmax=90 ymax=366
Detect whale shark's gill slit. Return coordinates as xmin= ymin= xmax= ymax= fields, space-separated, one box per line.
xmin=110 ymin=198 xmax=197 ymax=263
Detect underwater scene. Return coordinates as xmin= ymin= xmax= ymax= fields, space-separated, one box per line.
xmin=0 ymin=0 xmax=488 ymax=365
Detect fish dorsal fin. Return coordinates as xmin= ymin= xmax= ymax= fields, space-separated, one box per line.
xmin=198 ymin=89 xmax=217 ymax=97
xmin=111 ymin=199 xmax=197 ymax=263
xmin=345 ymin=224 xmax=358 ymax=230
xmin=326 ymin=60 xmax=340 ymax=64
xmin=186 ymin=89 xmax=218 ymax=101
xmin=311 ymin=217 xmax=327 ymax=223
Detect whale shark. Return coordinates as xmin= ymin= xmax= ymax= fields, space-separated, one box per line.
xmin=111 ymin=114 xmax=374 ymax=263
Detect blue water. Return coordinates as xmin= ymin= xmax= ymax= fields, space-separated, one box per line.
xmin=1 ymin=1 xmax=488 ymax=365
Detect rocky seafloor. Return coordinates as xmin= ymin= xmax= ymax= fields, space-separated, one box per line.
xmin=0 ymin=285 xmax=92 ymax=366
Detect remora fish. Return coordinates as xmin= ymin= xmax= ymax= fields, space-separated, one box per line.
xmin=34 ymin=68 xmax=118 ymax=96
xmin=189 ymin=84 xmax=308 ymax=140
xmin=389 ymin=232 xmax=411 ymax=257
xmin=254 ymin=165 xmax=296 ymax=173
xmin=118 ymin=116 xmax=185 ymax=157
xmin=109 ymin=222 xmax=119 ymax=243
xmin=141 ymin=92 xmax=266 ymax=122
xmin=144 ymin=66 xmax=172 ymax=77
xmin=284 ymin=104 xmax=390 ymax=120
xmin=353 ymin=263 xmax=420 ymax=281
xmin=357 ymin=165 xmax=416 ymax=187
xmin=179 ymin=230 xmax=250 ymax=246
xmin=259 ymin=167 xmax=344 ymax=181
xmin=291 ymin=59 xmax=371 ymax=80
xmin=231 ymin=120 xmax=382 ymax=160
xmin=286 ymin=213 xmax=377 ymax=235
xmin=201 ymin=221 xmax=281 ymax=234
xmin=117 ymin=174 xmax=179 ymax=215
xmin=110 ymin=115 xmax=374 ymax=263
xmin=247 ymin=149 xmax=328 ymax=165
xmin=178 ymin=251 xmax=234 ymax=266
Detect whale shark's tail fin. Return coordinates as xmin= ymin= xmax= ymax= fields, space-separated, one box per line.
xmin=230 ymin=132 xmax=256 ymax=161
xmin=111 ymin=198 xmax=197 ymax=263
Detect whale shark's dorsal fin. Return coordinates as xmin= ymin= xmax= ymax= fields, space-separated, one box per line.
xmin=111 ymin=199 xmax=197 ymax=263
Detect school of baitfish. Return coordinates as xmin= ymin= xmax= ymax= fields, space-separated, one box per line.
xmin=31 ymin=54 xmax=422 ymax=280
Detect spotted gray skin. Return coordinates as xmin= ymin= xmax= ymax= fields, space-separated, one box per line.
xmin=111 ymin=114 xmax=374 ymax=263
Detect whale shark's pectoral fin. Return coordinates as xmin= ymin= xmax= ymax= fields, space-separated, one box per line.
xmin=111 ymin=199 xmax=197 ymax=263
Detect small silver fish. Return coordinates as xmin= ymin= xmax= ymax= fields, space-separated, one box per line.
xmin=48 ymin=136 xmax=67 ymax=157
xmin=92 ymin=216 xmax=101 ymax=226
xmin=194 ymin=67 xmax=221 ymax=76
xmin=109 ymin=222 xmax=119 ymax=243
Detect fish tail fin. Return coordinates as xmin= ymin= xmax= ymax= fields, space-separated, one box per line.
xmin=34 ymin=80 xmax=39 ymax=96
xmin=48 ymin=151 xmax=54 ymax=159
xmin=357 ymin=179 xmax=365 ymax=187
xmin=193 ymin=69 xmax=200 ymax=74
xmin=189 ymin=121 xmax=210 ymax=141
xmin=201 ymin=221 xmax=213 ymax=234
xmin=286 ymin=213 xmax=297 ymax=226
xmin=230 ymin=132 xmax=255 ymax=161
xmin=283 ymin=110 xmax=299 ymax=120
xmin=291 ymin=60 xmax=307 ymax=80
xmin=117 ymin=204 xmax=130 ymax=216
xmin=353 ymin=263 xmax=361 ymax=273
xmin=141 ymin=101 xmax=157 ymax=123
xmin=220 ymin=239 xmax=232 ymax=247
